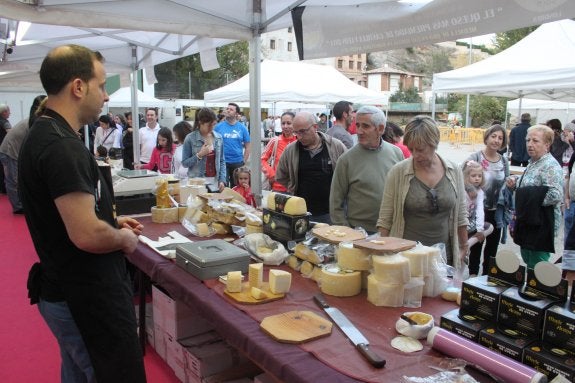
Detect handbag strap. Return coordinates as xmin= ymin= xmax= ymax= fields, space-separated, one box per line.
xmin=269 ymin=138 xmax=280 ymax=165
xmin=102 ymin=126 xmax=116 ymax=145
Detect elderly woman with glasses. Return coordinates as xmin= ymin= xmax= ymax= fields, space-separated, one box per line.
xmin=377 ymin=115 xmax=468 ymax=268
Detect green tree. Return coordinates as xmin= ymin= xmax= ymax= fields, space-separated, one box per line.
xmin=494 ymin=26 xmax=537 ymax=52
xmin=453 ymin=95 xmax=507 ymax=127
xmin=389 ymin=86 xmax=422 ymax=103
xmin=155 ymin=41 xmax=249 ymax=99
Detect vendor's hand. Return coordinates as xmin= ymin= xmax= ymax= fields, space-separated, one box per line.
xmin=218 ymin=182 xmax=226 ymax=192
xmin=134 ymin=164 xmax=142 ymax=170
xmin=118 ymin=217 xmax=144 ymax=235
xmin=120 ymin=228 xmax=140 ymax=254
xmin=459 ymin=243 xmax=469 ymax=261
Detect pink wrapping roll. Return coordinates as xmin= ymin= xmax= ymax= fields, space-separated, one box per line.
xmin=427 ymin=328 xmax=547 ymax=383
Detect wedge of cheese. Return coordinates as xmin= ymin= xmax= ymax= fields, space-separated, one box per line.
xmin=337 ymin=243 xmax=371 ymax=271
xmin=249 ymin=263 xmax=263 ymax=288
xmin=287 ymin=255 xmax=302 ymax=271
xmin=294 ymin=243 xmax=322 ymax=264
xmin=300 ymin=261 xmax=315 ymax=278
xmin=267 ymin=192 xmax=307 ymax=215
xmin=372 ymin=254 xmax=410 ymax=284
xmin=226 ymin=271 xmax=243 ymax=293
xmin=250 ymin=286 xmax=267 ymax=300
xmin=269 ymin=269 xmax=292 ymax=294
xmin=320 ymin=265 xmax=361 ymax=297
xmin=212 ymin=222 xmax=231 ymax=235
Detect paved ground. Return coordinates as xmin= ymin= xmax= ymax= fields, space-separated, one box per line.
xmin=436 ymin=141 xmax=563 ymax=271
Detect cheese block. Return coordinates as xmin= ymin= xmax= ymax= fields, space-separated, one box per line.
xmin=212 ymin=222 xmax=231 ymax=235
xmin=267 ymin=192 xmax=307 ymax=215
xmin=287 ymin=255 xmax=302 ymax=271
xmin=226 ymin=271 xmax=243 ymax=293
xmin=320 ymin=265 xmax=361 ymax=297
xmin=250 ymin=286 xmax=268 ymax=300
xmin=151 ymin=206 xmax=179 ymax=223
xmin=337 ymin=243 xmax=371 ymax=271
xmin=401 ymin=247 xmax=436 ymax=276
xmin=372 ymin=254 xmax=410 ymax=285
xmin=423 ymin=273 xmax=434 ymax=297
xmin=246 ymin=223 xmax=263 ymax=235
xmin=269 ymin=269 xmax=292 ymax=294
xmin=300 ymin=261 xmax=315 ymax=278
xmin=294 ymin=243 xmax=322 ymax=264
xmin=249 ymin=263 xmax=263 ymax=288
xmin=196 ymin=222 xmax=211 ymax=236
xmin=367 ymin=274 xmax=404 ymax=307
xmin=311 ymin=266 xmax=323 ymax=282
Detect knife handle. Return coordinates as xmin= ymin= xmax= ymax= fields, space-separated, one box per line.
xmin=357 ymin=344 xmax=386 ymax=369
xmin=313 ymin=293 xmax=330 ymax=309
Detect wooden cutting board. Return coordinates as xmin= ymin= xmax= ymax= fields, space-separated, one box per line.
xmin=224 ymin=282 xmax=285 ymax=304
xmin=311 ymin=225 xmax=366 ymax=244
xmin=260 ymin=311 xmax=333 ymax=344
xmin=353 ymin=236 xmax=416 ymax=254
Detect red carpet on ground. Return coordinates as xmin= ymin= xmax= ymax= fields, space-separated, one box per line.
xmin=0 ymin=194 xmax=179 ymax=382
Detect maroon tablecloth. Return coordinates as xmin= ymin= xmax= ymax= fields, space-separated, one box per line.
xmin=126 ymin=216 xmax=494 ymax=383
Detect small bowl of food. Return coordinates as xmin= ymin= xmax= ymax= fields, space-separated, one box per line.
xmin=395 ymin=311 xmax=434 ymax=339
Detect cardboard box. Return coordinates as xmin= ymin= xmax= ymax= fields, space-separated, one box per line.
xmin=152 ymin=285 xmax=215 ymax=339
xmin=175 ymin=240 xmax=250 ymax=281
xmin=262 ymin=208 xmax=310 ymax=242
xmin=184 ymin=340 xmax=247 ymax=378
xmin=153 ymin=324 xmax=167 ymax=361
xmin=459 ymin=275 xmax=509 ymax=321
xmin=166 ymin=332 xmax=186 ymax=382
xmin=439 ymin=308 xmax=492 ymax=342
xmin=523 ymin=341 xmax=575 ymax=382
xmin=498 ymin=286 xmax=559 ymax=338
xmin=478 ymin=326 xmax=536 ymax=362
xmin=543 ymin=302 xmax=575 ymax=353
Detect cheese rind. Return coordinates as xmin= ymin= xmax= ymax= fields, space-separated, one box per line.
xmin=320 ymin=265 xmax=361 ymax=297
xmin=267 ymin=192 xmax=307 ymax=215
xmin=269 ymin=269 xmax=292 ymax=294
xmin=226 ymin=271 xmax=242 ymax=293
xmin=249 ymin=263 xmax=263 ymax=288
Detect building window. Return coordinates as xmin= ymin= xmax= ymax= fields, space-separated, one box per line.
xmin=270 ymin=40 xmax=276 ymax=50
xmin=287 ymin=42 xmax=292 ymax=52
xmin=357 ymin=61 xmax=362 ymax=70
xmin=338 ymin=60 xmax=343 ymax=68
xmin=349 ymin=61 xmax=354 ymax=69
xmin=288 ymin=27 xmax=293 ymax=33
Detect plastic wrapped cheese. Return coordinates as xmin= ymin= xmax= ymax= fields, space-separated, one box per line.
xmin=367 ymin=274 xmax=404 ymax=307
xmin=294 ymin=243 xmax=322 ymax=264
xmin=422 ymin=273 xmax=435 ymax=297
xmin=266 ymin=192 xmax=307 ymax=215
xmin=337 ymin=242 xmax=371 ymax=271
xmin=403 ymin=277 xmax=425 ymax=308
xmin=372 ymin=254 xmax=410 ymax=285
xmin=320 ymin=264 xmax=361 ymax=297
xmin=401 ymin=247 xmax=433 ymax=276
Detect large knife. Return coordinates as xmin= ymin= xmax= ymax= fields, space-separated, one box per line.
xmin=314 ymin=294 xmax=386 ymax=368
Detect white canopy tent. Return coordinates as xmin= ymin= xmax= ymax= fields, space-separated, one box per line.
xmin=108 ymin=87 xmax=167 ymax=108
xmin=3 ymin=0 xmax=575 ymax=199
xmin=507 ymin=98 xmax=575 ymax=126
xmin=205 ymin=60 xmax=385 ymax=105
xmin=432 ymin=19 xmax=575 ymax=102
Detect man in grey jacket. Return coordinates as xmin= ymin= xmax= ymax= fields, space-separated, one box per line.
xmin=326 ymin=100 xmax=354 ymax=149
xmin=276 ymin=111 xmax=347 ymax=223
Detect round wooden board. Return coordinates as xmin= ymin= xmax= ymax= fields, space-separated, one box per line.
xmin=224 ymin=282 xmax=285 ymax=305
xmin=260 ymin=310 xmax=333 ymax=344
xmin=353 ymin=236 xmax=417 ymax=254
xmin=311 ymin=225 xmax=366 ymax=244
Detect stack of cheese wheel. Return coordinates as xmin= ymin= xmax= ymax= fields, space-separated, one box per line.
xmin=336 ymin=242 xmax=371 ymax=289
xmin=320 ymin=264 xmax=361 ymax=297
xmin=368 ymin=253 xmax=410 ymax=307
xmin=401 ymin=246 xmax=444 ymax=297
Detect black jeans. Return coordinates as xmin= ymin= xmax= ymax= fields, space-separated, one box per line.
xmin=468 ymin=209 xmax=501 ymax=275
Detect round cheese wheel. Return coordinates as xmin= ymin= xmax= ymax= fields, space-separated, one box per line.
xmin=320 ymin=265 xmax=361 ymax=297
xmin=367 ymin=274 xmax=404 ymax=307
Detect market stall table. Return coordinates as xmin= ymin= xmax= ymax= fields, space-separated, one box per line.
xmin=126 ymin=216 xmax=495 ymax=383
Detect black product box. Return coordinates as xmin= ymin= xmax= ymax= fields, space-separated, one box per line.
xmin=478 ymin=326 xmax=536 ymax=362
xmin=459 ymin=275 xmax=509 ymax=321
xmin=439 ymin=308 xmax=491 ymax=342
xmin=175 ymin=239 xmax=250 ymax=281
xmin=543 ymin=302 xmax=575 ymax=353
xmin=498 ymin=286 xmax=558 ymax=338
xmin=262 ymin=208 xmax=310 ymax=242
xmin=523 ymin=341 xmax=575 ymax=382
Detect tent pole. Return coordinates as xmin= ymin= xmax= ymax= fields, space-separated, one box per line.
xmin=130 ymin=45 xmax=140 ymax=167
xmin=464 ymin=39 xmax=472 ymax=128
xmin=249 ymin=0 xmax=263 ymax=206
xmin=431 ymin=92 xmax=436 ymax=120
